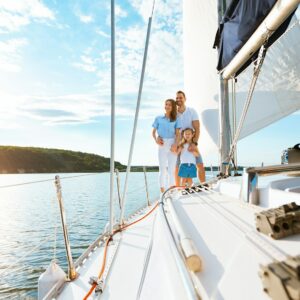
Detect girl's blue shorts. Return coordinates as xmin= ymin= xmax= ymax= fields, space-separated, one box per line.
xmin=178 ymin=163 xmax=197 ymax=178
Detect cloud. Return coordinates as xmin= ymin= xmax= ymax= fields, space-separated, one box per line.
xmin=0 ymin=38 xmax=27 ymax=72
xmin=96 ymin=29 xmax=110 ymax=38
xmin=77 ymin=14 xmax=93 ymax=24
xmin=0 ymin=92 xmax=134 ymax=126
xmin=115 ymin=4 xmax=128 ymax=18
xmin=96 ymin=0 xmax=183 ymax=119
xmin=72 ymin=55 xmax=97 ymax=73
xmin=0 ymin=0 xmax=55 ymax=32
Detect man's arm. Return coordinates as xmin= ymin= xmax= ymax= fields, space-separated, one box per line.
xmin=192 ymin=120 xmax=200 ymax=143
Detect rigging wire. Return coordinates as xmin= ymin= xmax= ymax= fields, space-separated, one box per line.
xmin=119 ymin=0 xmax=156 ymax=225
xmin=0 ymin=170 xmax=132 ymax=190
xmin=224 ymin=15 xmax=300 ymax=172
xmin=225 ymin=42 xmax=268 ymax=169
xmin=0 ymin=173 xmax=100 ymax=189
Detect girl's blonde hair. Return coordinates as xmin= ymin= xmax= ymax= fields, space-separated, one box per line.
xmin=179 ymin=128 xmax=194 ymax=147
xmin=165 ymin=99 xmax=177 ymax=122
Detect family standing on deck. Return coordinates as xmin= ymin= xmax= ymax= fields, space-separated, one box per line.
xmin=152 ymin=91 xmax=206 ymax=192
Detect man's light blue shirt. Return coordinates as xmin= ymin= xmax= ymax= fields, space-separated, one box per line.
xmin=152 ymin=115 xmax=181 ymax=138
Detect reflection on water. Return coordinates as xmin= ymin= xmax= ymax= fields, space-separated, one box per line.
xmin=0 ymin=172 xmax=159 ymax=299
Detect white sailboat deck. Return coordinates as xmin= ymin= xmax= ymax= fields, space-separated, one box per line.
xmin=51 ymin=175 xmax=300 ymax=300
xmin=56 ymin=204 xmax=158 ymax=299
xmin=170 ymin=181 xmax=300 ymax=300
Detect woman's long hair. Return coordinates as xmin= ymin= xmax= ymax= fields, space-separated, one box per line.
xmin=165 ymin=99 xmax=177 ymax=122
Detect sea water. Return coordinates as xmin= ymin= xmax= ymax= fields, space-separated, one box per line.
xmin=0 ymin=172 xmax=161 ymax=299
xmin=0 ymin=171 xmax=213 ymax=299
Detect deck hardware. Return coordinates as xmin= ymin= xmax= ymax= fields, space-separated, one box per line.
xmin=260 ymin=255 xmax=300 ymax=300
xmin=255 ymin=202 xmax=300 ymax=239
xmin=89 ymin=277 xmax=104 ymax=295
xmin=243 ymin=163 xmax=300 ymax=204
xmin=143 ymin=166 xmax=151 ymax=206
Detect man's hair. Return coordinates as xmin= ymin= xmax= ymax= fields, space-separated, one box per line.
xmin=176 ymin=90 xmax=186 ymax=99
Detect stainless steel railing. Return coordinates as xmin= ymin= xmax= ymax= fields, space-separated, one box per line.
xmin=243 ymin=163 xmax=300 ymax=204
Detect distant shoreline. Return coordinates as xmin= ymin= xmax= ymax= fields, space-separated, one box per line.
xmin=0 ymin=145 xmax=244 ymax=174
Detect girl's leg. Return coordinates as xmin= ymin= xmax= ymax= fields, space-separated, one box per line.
xmin=158 ymin=144 xmax=168 ymax=192
xmin=186 ymin=178 xmax=193 ymax=187
xmin=182 ymin=178 xmax=188 ymax=187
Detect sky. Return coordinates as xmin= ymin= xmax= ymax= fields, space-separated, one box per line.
xmin=0 ymin=0 xmax=299 ymax=168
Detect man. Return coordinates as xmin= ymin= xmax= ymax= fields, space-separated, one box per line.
xmin=175 ymin=90 xmax=205 ymax=184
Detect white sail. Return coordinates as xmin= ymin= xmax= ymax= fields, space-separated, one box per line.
xmin=184 ymin=2 xmax=300 ymax=162
xmin=234 ymin=9 xmax=300 ymax=139
xmin=183 ymin=0 xmax=220 ymax=162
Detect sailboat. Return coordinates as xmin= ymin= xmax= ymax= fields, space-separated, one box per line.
xmin=38 ymin=0 xmax=300 ymax=299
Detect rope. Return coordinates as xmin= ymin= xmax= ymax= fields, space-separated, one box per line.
xmin=82 ymin=202 xmax=159 ymax=299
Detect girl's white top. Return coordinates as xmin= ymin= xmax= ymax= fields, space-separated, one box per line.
xmin=180 ymin=143 xmax=196 ymax=164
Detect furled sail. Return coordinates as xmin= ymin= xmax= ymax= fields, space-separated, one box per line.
xmin=183 ymin=0 xmax=220 ymax=161
xmin=184 ymin=0 xmax=300 ymax=163
xmin=215 ymin=0 xmax=296 ymax=75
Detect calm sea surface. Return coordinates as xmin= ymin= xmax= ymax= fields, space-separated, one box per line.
xmin=0 ymin=172 xmax=161 ymax=299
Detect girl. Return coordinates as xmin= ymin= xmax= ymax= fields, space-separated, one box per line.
xmin=177 ymin=128 xmax=199 ymax=187
xmin=152 ymin=99 xmax=181 ymax=193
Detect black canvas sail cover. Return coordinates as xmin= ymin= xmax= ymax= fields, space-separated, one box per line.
xmin=214 ymin=0 xmax=296 ymax=75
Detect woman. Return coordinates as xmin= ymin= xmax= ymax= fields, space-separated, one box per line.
xmin=152 ymin=99 xmax=181 ymax=193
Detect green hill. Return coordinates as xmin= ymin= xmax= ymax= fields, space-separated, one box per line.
xmin=0 ymin=146 xmax=125 ymax=173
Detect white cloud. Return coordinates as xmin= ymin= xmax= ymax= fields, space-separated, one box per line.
xmin=96 ymin=29 xmax=110 ymax=38
xmin=78 ymin=14 xmax=93 ymax=24
xmin=72 ymin=55 xmax=97 ymax=73
xmin=0 ymin=0 xmax=55 ymax=32
xmin=96 ymin=0 xmax=183 ymax=119
xmin=115 ymin=4 xmax=128 ymax=18
xmin=0 ymin=38 xmax=27 ymax=72
xmin=0 ymin=91 xmax=135 ymax=127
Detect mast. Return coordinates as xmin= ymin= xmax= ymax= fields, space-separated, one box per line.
xmin=109 ymin=0 xmax=115 ymax=235
xmin=218 ymin=0 xmax=231 ymax=175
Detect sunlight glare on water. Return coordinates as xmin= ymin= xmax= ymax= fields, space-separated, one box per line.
xmin=0 ymin=172 xmax=160 ymax=299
